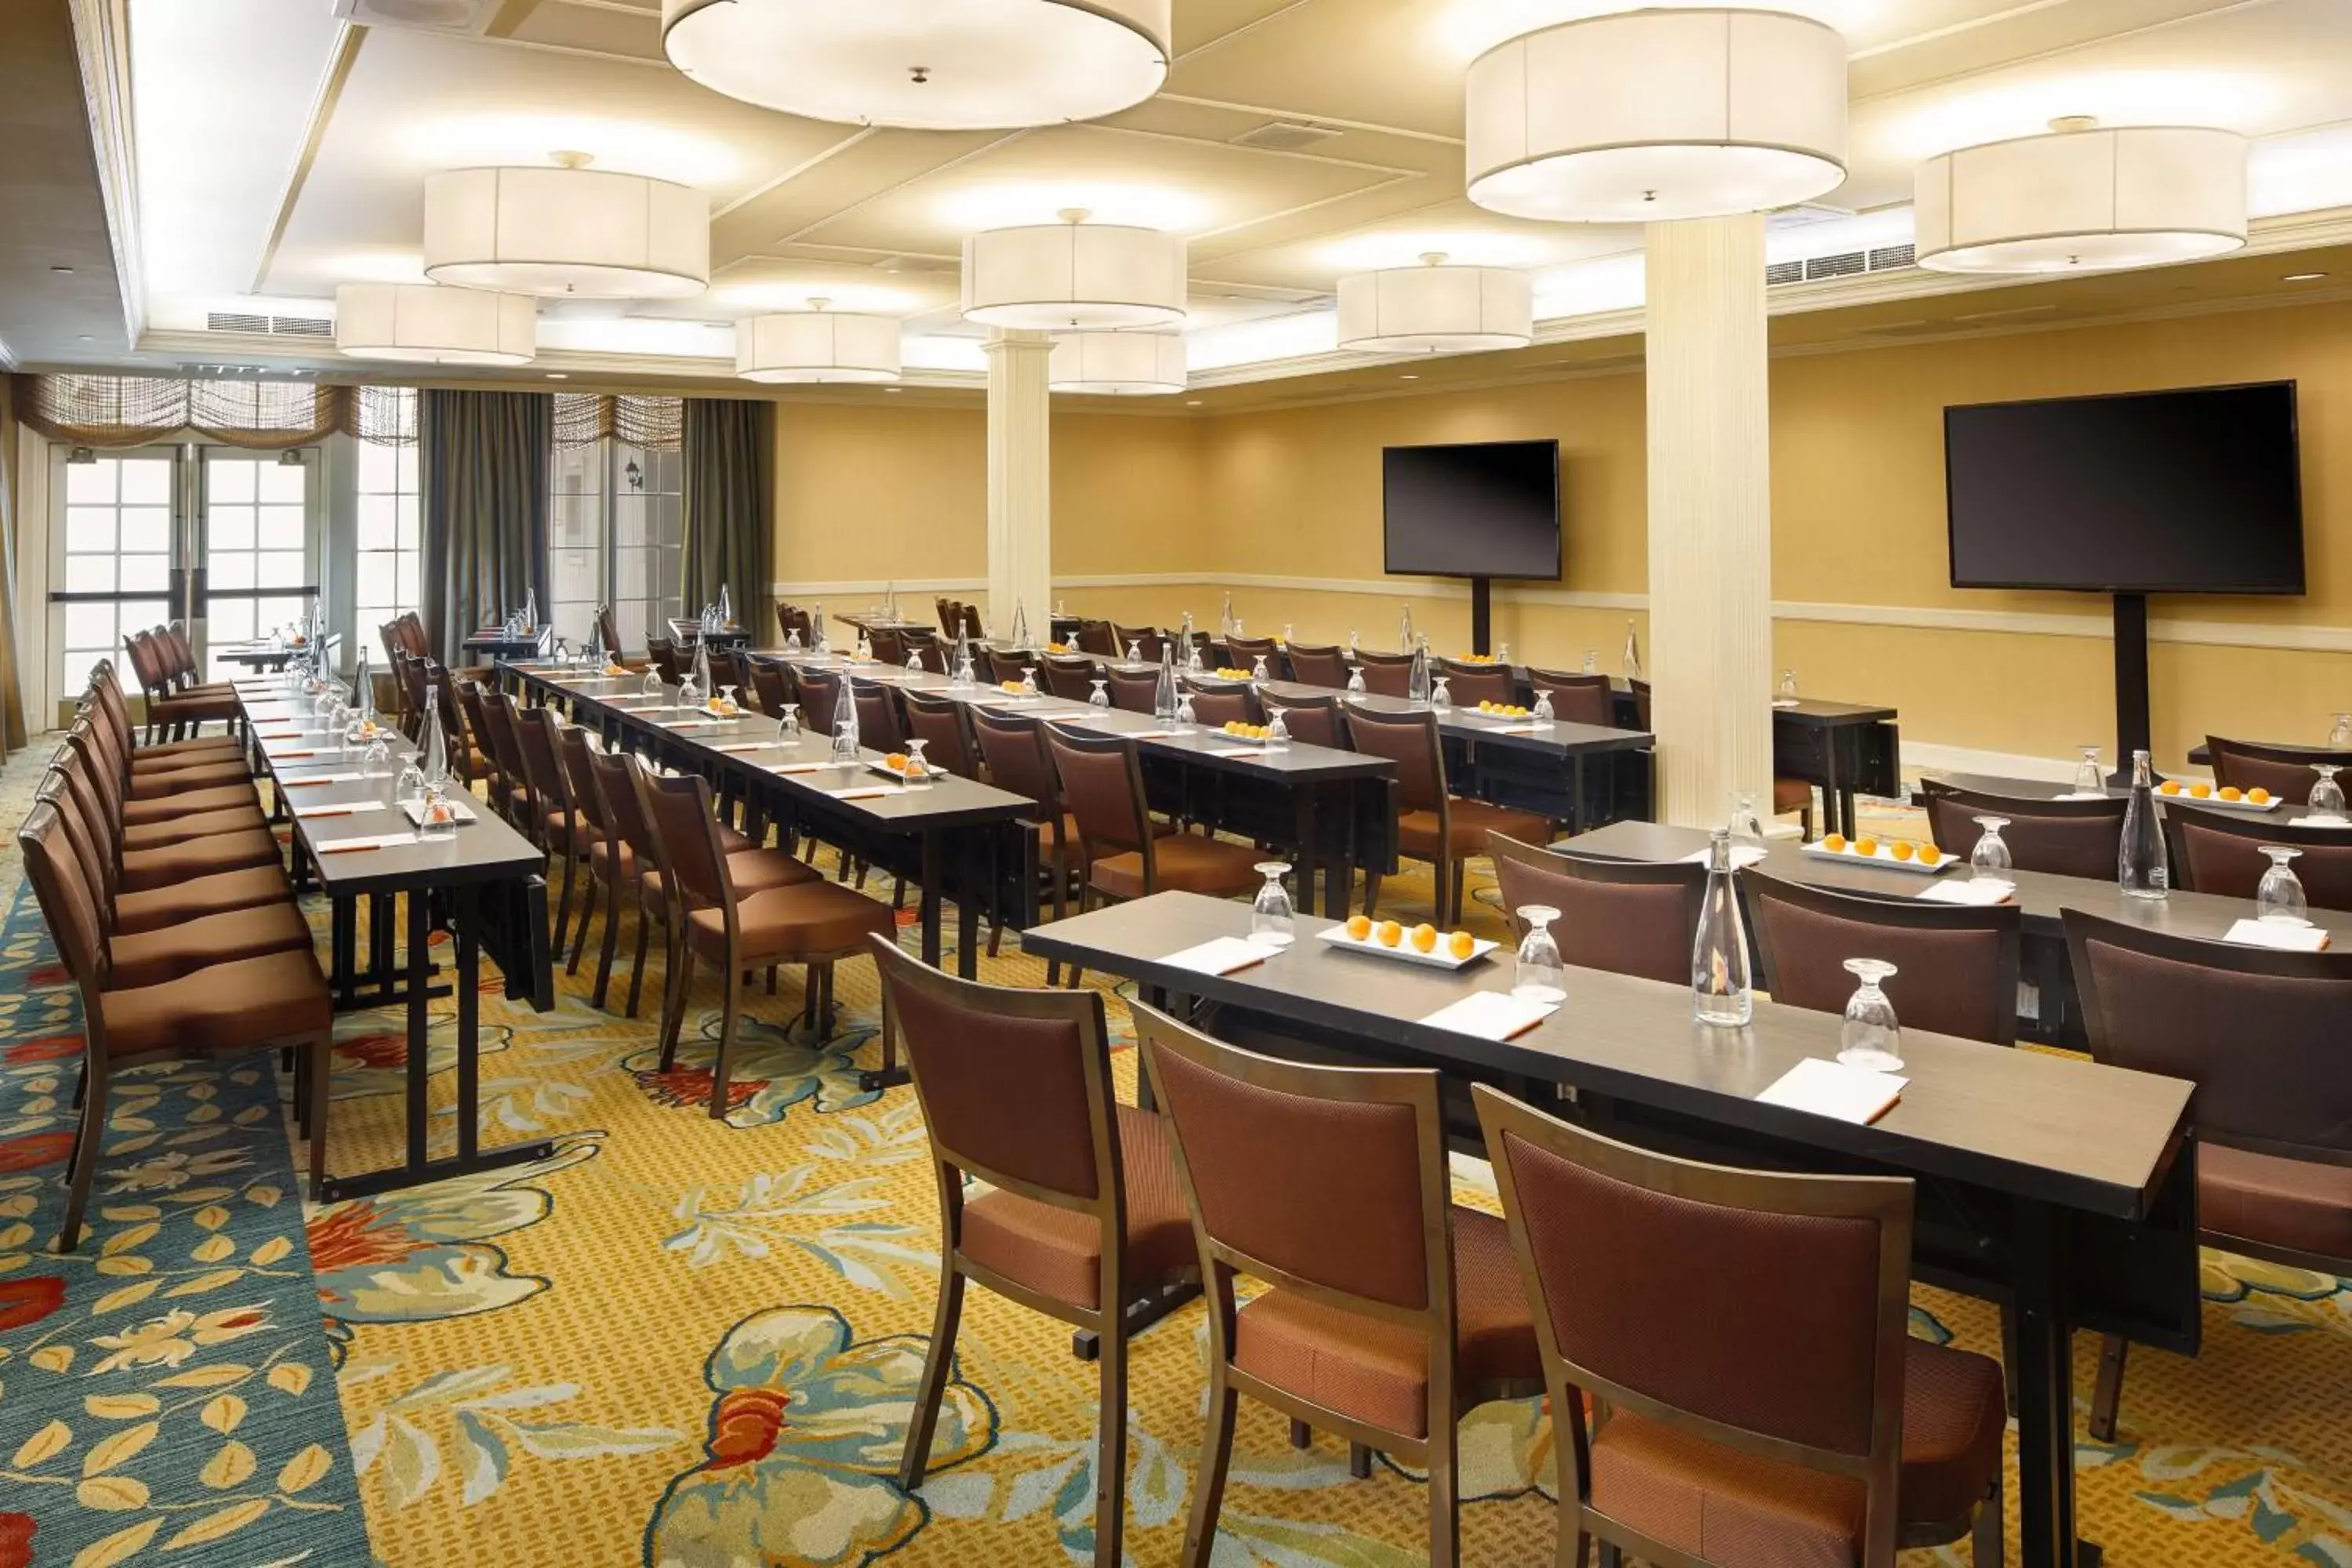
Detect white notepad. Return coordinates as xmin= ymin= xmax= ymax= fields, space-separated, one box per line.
xmin=1160 ymin=935 xmax=1276 ymax=977
xmin=2288 ymin=814 xmax=2351 ymax=829
xmin=1204 ymin=747 xmax=1268 ymax=760
xmin=1917 ymin=878 xmax=2014 ymax=906
xmin=826 ymin=786 xmax=898 ymax=800
xmin=768 ymin=762 xmax=831 ymax=775
xmin=314 ymin=831 xmax=423 ymax=854
xmin=713 ymin=742 xmax=789 ymax=753
xmin=2223 ymin=918 xmax=2332 ymax=952
xmin=279 ymin=771 xmax=365 ymax=786
xmin=292 ymin=800 xmax=389 ymax=819
xmin=1755 ymin=1058 xmax=1907 ymax=1124
xmin=1472 ymin=721 xmax=1548 ymax=735
xmin=1418 ymin=990 xmax=1559 ymax=1041
xmin=1679 ymin=844 xmax=1768 ymax=869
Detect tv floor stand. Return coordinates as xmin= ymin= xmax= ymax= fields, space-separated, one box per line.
xmin=1469 ymin=575 xmax=1492 ymax=657
xmin=2111 ymin=592 xmax=2152 ymax=786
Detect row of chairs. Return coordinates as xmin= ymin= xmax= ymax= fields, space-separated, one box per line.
xmin=119 ymin=622 xmax=241 ymax=744
xmin=20 ymin=662 xmax=332 ymax=1251
xmin=875 ymin=942 xmax=2010 ymax=1568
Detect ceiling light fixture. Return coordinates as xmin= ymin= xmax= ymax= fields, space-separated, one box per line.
xmin=1338 ymin=252 xmax=1532 ymax=354
xmin=735 ymin=300 xmax=903 ymax=383
xmin=661 ymin=0 xmax=1169 ymax=130
xmin=547 ymin=372 xmax=569 ymax=379
xmin=1915 ymin=119 xmax=2246 ymax=274
xmin=2284 ymin=271 xmax=2328 ymax=282
xmin=963 ymin=209 xmax=1186 ymax=330
xmin=1465 ymin=8 xmax=1847 ymax=223
xmin=334 ymin=282 xmax=537 ymax=366
xmin=1048 ymin=330 xmax=1185 ymax=394
xmin=49 ymin=265 xmax=74 ymax=274
xmin=423 ymin=152 xmax=710 ymax=299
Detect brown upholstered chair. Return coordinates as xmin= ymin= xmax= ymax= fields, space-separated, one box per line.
xmin=869 ymin=626 xmax=908 ymax=666
xmin=586 ymin=749 xmax=666 ymax=1017
xmin=1138 ymin=1012 xmax=1542 ymax=1568
xmin=879 ymin=941 xmax=1197 ymax=1566
xmin=1181 ymin=680 xmax=1254 ymax=729
xmin=1225 ymin=633 xmax=1278 ymax=671
xmin=747 ymin=656 xmax=798 ymax=723
xmin=597 ymin=603 xmax=622 ymax=660
xmin=1486 ymin=833 xmax=1705 ymax=986
xmin=431 ymin=665 xmax=489 ymax=784
xmin=935 ymin=596 xmax=959 ymax=637
xmin=2165 ymin=802 xmax=2352 ymax=911
xmin=1283 ymin=643 xmax=1348 ymax=688
xmin=1472 ymin=1085 xmax=2006 ymax=1568
xmin=1525 ymin=670 xmax=1615 ymax=728
xmin=1436 ymin=658 xmax=1514 ymax=708
xmin=89 ymin=660 xmax=242 ymax=768
xmin=1044 ymin=726 xmax=1264 ymax=913
xmin=971 ymin=708 xmax=1075 ymax=980
xmin=474 ymin=691 xmax=535 ymax=823
xmin=1105 ymin=665 xmax=1161 ymax=715
xmin=1044 ymin=654 xmax=1102 ymax=702
xmin=1745 ymin=869 xmax=2022 ymax=1045
xmin=60 ymin=735 xmax=277 ymax=892
xmin=648 ymin=637 xmax=684 ymax=684
xmin=125 ymin=630 xmax=236 ymax=742
xmin=851 ymin=680 xmax=905 ymax=752
xmin=513 ymin=706 xmax=593 ymax=956
xmin=1775 ymin=775 xmax=1819 ymax=837
xmin=1628 ymin=677 xmax=1652 ymax=729
xmin=2206 ymin=735 xmax=2341 ymax=805
xmin=454 ymin=682 xmax=515 ymax=818
xmin=1075 ymin=619 xmax=1118 ymax=657
xmin=1261 ymin=691 xmax=1347 ymax=750
xmin=1113 ymin=623 xmax=1166 ymax=663
xmin=2065 ymin=909 xmax=2352 ymax=1443
xmin=900 ymin=689 xmax=976 ymax=779
xmin=632 ymin=766 xmax=888 ymax=1112
xmin=797 ymin=666 xmax=848 ymax=739
xmin=901 ymin=633 xmax=946 ymax=674
xmin=1920 ymin=779 xmax=2125 ymax=881
xmin=1353 ymin=649 xmax=1415 ymax=698
xmin=1345 ymin=704 xmax=1551 ymax=926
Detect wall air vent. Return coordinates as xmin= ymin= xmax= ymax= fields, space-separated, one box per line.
xmin=1231 ymin=121 xmax=1343 ymax=152
xmin=1805 ymin=250 xmax=1866 ymax=281
xmin=1765 ymin=260 xmax=1805 ymax=285
xmin=1869 ymin=244 xmax=1915 ymax=271
xmin=329 ymin=0 xmax=498 ymax=34
xmin=1766 ymin=245 xmax=1916 ymax=286
xmin=206 ymin=312 xmax=270 ymax=334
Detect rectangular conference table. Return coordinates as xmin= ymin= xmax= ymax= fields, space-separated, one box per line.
xmin=1022 ymin=890 xmax=2198 ymax=1568
xmin=234 ymin=681 xmax=557 ymax=1202
xmin=212 ymin=632 xmax=342 ymax=675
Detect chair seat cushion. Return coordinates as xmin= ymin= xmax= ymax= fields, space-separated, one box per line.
xmin=718 ymin=822 xmax=756 ymax=854
xmin=121 ymin=829 xmax=282 ymax=893
xmin=121 ymin=804 xmax=269 ymax=851
xmin=1090 ymin=831 xmax=1265 ymax=901
xmin=2201 ymin=1142 xmax=2352 ymax=1262
xmin=1397 ymin=799 xmax=1553 ymax=862
xmin=109 ymin=901 xmax=314 ymax=989
xmin=1773 ymin=776 xmax=1816 ymax=815
xmin=122 ymin=782 xmax=259 ymax=826
xmin=959 ymin=1104 xmax=1197 ymax=1311
xmin=1230 ymin=1207 xmax=1540 ymax=1439
xmin=112 ymin=865 xmax=293 ymax=935
xmin=543 ymin=808 xmax=598 ymax=850
xmin=684 ymin=880 xmax=891 ymax=963
xmin=100 ymin=949 xmax=330 ymax=1058
xmin=128 ymin=761 xmax=251 ymax=798
xmin=132 ymin=739 xmax=245 ymax=769
xmin=1588 ymin=1338 xmax=2005 ymax=1568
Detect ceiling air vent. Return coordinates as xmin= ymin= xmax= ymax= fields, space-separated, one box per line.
xmin=1805 ymin=250 xmax=1867 ymax=281
xmin=1870 ymin=244 xmax=1915 ymax=271
xmin=1767 ymin=244 xmax=1917 ymax=287
xmin=270 ymin=317 xmax=332 ymax=338
xmin=1231 ymin=121 xmax=1343 ymax=152
xmin=1765 ymin=260 xmax=1805 ymax=285
xmin=206 ymin=312 xmax=270 ymax=334
xmin=330 ymin=0 xmax=498 ymax=34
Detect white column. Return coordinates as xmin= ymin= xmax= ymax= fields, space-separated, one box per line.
xmin=985 ymin=328 xmax=1054 ymax=639
xmin=1644 ymin=213 xmax=1775 ymax=829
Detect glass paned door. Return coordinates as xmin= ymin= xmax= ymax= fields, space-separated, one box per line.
xmin=52 ymin=449 xmax=176 ymax=705
xmin=199 ymin=448 xmax=319 ymax=683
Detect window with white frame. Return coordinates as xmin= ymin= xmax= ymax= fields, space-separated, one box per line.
xmin=354 ymin=389 xmax=422 ymax=630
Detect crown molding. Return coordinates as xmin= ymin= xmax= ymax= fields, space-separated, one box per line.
xmin=64 ymin=0 xmax=143 ymax=349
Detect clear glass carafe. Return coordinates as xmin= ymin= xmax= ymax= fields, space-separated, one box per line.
xmin=1691 ymin=829 xmax=1752 ymax=1026
xmin=2118 ymin=750 xmax=2169 ymax=899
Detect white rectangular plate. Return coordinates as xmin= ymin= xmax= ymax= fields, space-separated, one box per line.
xmin=1316 ymin=924 xmax=1497 ymax=969
xmin=2159 ymin=788 xmax=2281 ymax=812
xmin=1801 ymin=841 xmax=1957 ymax=877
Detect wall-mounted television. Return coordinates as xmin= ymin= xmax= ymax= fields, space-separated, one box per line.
xmin=1944 ymin=381 xmax=2304 ymax=595
xmin=1383 ymin=439 xmax=1561 ymax=579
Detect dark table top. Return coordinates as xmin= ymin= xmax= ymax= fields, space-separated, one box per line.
xmin=1770 ymin=697 xmax=1900 ymax=726
xmin=1269 ymin=682 xmax=1655 ymax=759
xmin=1020 ymin=891 xmax=2192 ymax=1220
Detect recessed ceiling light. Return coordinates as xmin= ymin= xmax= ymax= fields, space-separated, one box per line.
xmin=546 ymin=372 xmax=568 ymax=379
xmin=1185 ymin=398 xmax=1203 ymax=405
xmin=77 ymin=334 xmax=93 ymax=342
xmin=50 ymin=265 xmax=73 ymax=274
xmin=883 ymin=387 xmax=902 ymax=394
xmin=1399 ymin=373 xmax=1420 ymax=379
xmin=2285 ymin=271 xmax=2328 ymax=282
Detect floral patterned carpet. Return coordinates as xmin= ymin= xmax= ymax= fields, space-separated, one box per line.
xmin=3 ymin=740 xmax=2350 ymax=1566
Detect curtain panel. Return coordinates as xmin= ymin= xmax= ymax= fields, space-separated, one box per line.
xmin=0 ymin=377 xmax=28 ymax=753
xmin=9 ymin=374 xmax=417 ymax=450
xmin=681 ymin=398 xmax=774 ymax=635
xmin=419 ymin=389 xmax=552 ymax=666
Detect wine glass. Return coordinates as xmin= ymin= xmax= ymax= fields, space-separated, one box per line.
xmin=719 ymin=684 xmax=741 ymax=717
xmin=1174 ymin=692 xmax=1196 ymax=733
xmin=776 ymin=703 xmax=800 ymax=742
xmin=2311 ymin=764 xmax=2347 ymax=818
xmin=1089 ymin=679 xmax=1110 ymax=710
xmin=2073 ymin=746 xmax=2104 ymax=797
xmin=1512 ymin=906 xmax=1566 ymax=1003
xmin=2256 ymin=845 xmax=2308 ymax=924
xmin=1346 ymin=667 xmax=1367 ymax=698
xmin=1969 ymin=816 xmax=2013 ymax=886
xmin=1250 ymin=862 xmax=1295 ymax=947
xmin=641 ymin=665 xmax=663 ymax=699
xmin=1729 ymin=792 xmax=1766 ymax=848
xmin=2330 ymin=712 xmax=2352 ymax=747
xmin=786 ymin=628 xmax=804 ymax=653
xmin=1265 ymin=710 xmax=1290 ymax=750
xmin=1838 ymin=959 xmax=1904 ymax=1072
xmin=361 ymin=735 xmax=393 ymax=779
xmin=416 ymin=781 xmax=459 ymax=839
xmin=1429 ymin=677 xmax=1452 ymax=713
xmin=1581 ymin=651 xmax=1598 ymax=675
xmin=903 ymin=739 xmax=934 ymax=791
xmin=1020 ymin=666 xmax=1040 ymax=696
xmin=830 ymin=715 xmax=860 ymax=765
xmin=1127 ymin=640 xmax=1143 ymax=662
xmin=906 ymin=648 xmax=924 ymax=675
xmin=1251 ymin=655 xmax=1271 ymax=681
xmin=394 ymin=757 xmax=426 ymax=808
xmin=1532 ymin=689 xmax=1555 ymax=725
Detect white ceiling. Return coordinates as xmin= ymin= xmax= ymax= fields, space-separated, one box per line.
xmin=40 ymin=0 xmax=2352 ymax=383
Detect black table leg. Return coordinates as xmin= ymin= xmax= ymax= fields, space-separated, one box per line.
xmin=330 ymin=895 xmax=356 ymax=1010
xmin=2013 ymin=1198 xmax=2101 ymax=1568
xmin=956 ymin=829 xmax=983 ymax=981
xmin=402 ymin=891 xmax=430 ymax=1171
xmin=1293 ymin=792 xmax=1319 ymax=919
xmin=1823 ymin=744 xmax=1849 ymax=840
xmin=859 ymin=828 xmax=935 ymax=1091
xmin=456 ymin=886 xmax=479 ymax=1163
xmin=1571 ymin=753 xmax=1588 ymax=837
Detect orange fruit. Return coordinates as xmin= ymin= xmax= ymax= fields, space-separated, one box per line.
xmin=1918 ymin=844 xmax=1943 ymax=866
xmin=1376 ymin=920 xmax=1403 ymax=948
xmin=2159 ymin=780 xmax=2182 ymax=795
xmin=1346 ymin=914 xmax=1372 ymax=941
xmin=2219 ymin=786 xmax=2243 ymax=802
xmin=1822 ymin=833 xmax=1846 ymax=852
xmin=1890 ymin=840 xmax=1916 ymax=862
xmin=1855 ymin=837 xmax=1879 ymax=857
xmin=1448 ymin=930 xmax=1475 ymax=960
xmin=2189 ymin=782 xmax=2212 ymax=798
xmin=1410 ymin=923 xmax=1438 ymax=953
xmin=885 ymin=752 xmax=908 ymax=771
xmin=2249 ymin=787 xmax=2271 ymax=804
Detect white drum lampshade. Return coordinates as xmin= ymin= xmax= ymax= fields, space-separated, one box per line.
xmin=963 ymin=212 xmax=1187 ymax=330
xmin=423 ymin=155 xmax=710 ymax=299
xmin=333 ymin=283 xmax=536 ymax=366
xmin=1337 ymin=256 xmax=1533 ymax=354
xmin=662 ymin=0 xmax=1170 ymax=131
xmin=1048 ymin=331 xmax=1185 ymax=394
xmin=735 ymin=306 xmax=903 ymax=383
xmin=1915 ymin=121 xmax=2247 ymax=274
xmin=1466 ymin=8 xmax=1847 ymax=223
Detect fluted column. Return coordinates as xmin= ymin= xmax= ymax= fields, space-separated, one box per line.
xmin=1644 ymin=213 xmax=1774 ymax=828
xmin=985 ymin=328 xmax=1054 ymax=638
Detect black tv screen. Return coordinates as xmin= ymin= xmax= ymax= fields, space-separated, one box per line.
xmin=1945 ymin=381 xmax=2303 ymax=594
xmin=1383 ymin=440 xmax=1561 ymax=579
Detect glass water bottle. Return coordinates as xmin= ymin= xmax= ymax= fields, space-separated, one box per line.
xmin=1407 ymin=643 xmax=1430 ymax=706
xmin=1153 ymin=644 xmax=1178 ymax=723
xmin=830 ymin=677 xmax=861 ymax=764
xmin=1622 ymin=619 xmax=1642 ymax=681
xmin=2118 ymin=750 xmax=2169 ymax=900
xmin=1691 ymin=829 xmax=1753 ymax=1027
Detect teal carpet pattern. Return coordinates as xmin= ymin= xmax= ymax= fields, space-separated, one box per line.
xmin=0 ymin=887 xmax=368 ymax=1568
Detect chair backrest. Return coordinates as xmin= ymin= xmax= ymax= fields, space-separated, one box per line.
xmin=40 ymin=762 xmax=121 ymax=920
xmin=1353 ymin=649 xmax=1414 ymax=699
xmin=1181 ymin=681 xmax=1253 ymax=728
xmin=1112 ymin=624 xmax=1165 ymax=663
xmin=720 ymin=647 xmax=755 ymax=695
xmin=1074 ymin=619 xmax=1117 ymax=657
xmin=396 ymin=612 xmax=430 ymax=659
xmin=18 ymin=803 xmax=112 ymax=1005
xmin=1044 ymin=725 xmax=1154 ymax=868
xmin=512 ymin=705 xmax=575 ymax=826
xmin=971 ymin=708 xmax=1058 ymax=811
xmin=164 ymin=622 xmax=201 ymax=682
xmin=1283 ymin=644 xmax=1348 ymax=689
xmin=1261 ymin=691 xmax=1345 ymax=750
xmin=1919 ymin=779 xmax=2125 ymax=881
xmin=477 ymin=692 xmax=532 ymax=809
xmin=870 ymin=627 xmax=907 ymax=666
xmin=1744 ymin=869 xmax=2021 ymax=1045
xmin=2166 ymin=802 xmax=2352 ymax=910
xmin=873 ymin=935 xmax=1125 ymax=1236
xmin=588 ymin=749 xmax=660 ymax=880
xmin=899 ymin=690 xmax=975 ymax=778
xmin=2206 ymin=735 xmax=2336 ymax=805
xmin=1627 ymin=677 xmax=1653 ymax=730
xmin=597 ymin=604 xmax=622 ymax=660
xmin=1526 ymin=670 xmax=1617 ymax=728
xmin=1105 ymin=666 xmax=1160 ymax=715
xmin=1140 ymin=1007 xmax=1454 ymax=1389
xmin=1436 ymin=658 xmax=1514 ymax=708
xmin=971 ymin=645 xmax=1009 ymax=686
xmin=648 ymin=637 xmax=683 ymax=683
xmin=1485 ymin=833 xmax=1705 ymax=986
xmin=426 ymin=662 xmax=468 ymax=766
xmin=558 ymin=725 xmax=606 ymax=835
xmin=852 ymin=681 xmax=904 ymax=750
xmin=1225 ymin=634 xmax=1277 ymax=666
xmin=629 ymin=761 xmax=732 ymax=916
xmin=748 ymin=657 xmax=796 ymax=720
xmin=453 ymin=681 xmax=502 ymax=789
xmin=1043 ymin=654 xmax=1099 ymax=702
xmin=903 ymin=637 xmax=946 ymax=675
xmin=936 ymin=597 xmax=960 ymax=637
xmin=2064 ymin=909 xmax=2352 ymax=1167
xmin=1472 ymin=1086 xmax=1912 ymax=1563
xmin=1338 ymin=703 xmax=1445 ymax=814
xmin=122 ymin=630 xmax=165 ymax=699
xmin=797 ymin=667 xmax=845 ymax=731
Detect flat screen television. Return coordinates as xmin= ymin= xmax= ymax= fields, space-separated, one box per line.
xmin=1383 ymin=439 xmax=1561 ymax=579
xmin=1944 ymin=381 xmax=2303 ymax=595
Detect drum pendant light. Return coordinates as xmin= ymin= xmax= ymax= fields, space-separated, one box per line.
xmin=735 ymin=301 xmax=903 ymax=383
xmin=333 ymin=283 xmax=536 ymax=366
xmin=1466 ymin=7 xmax=1848 ymax=223
xmin=661 ymin=0 xmax=1171 ymax=131
xmin=1337 ymin=254 xmax=1533 ymax=354
xmin=1047 ymin=331 xmax=1185 ymax=394
xmin=962 ymin=209 xmax=1187 ymax=331
xmin=1915 ymin=118 xmax=2248 ymax=274
xmin=423 ymin=152 xmax=710 ymax=299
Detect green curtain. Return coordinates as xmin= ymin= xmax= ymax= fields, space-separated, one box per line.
xmin=681 ymin=398 xmax=774 ymax=636
xmin=419 ymin=389 xmax=551 ymax=666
